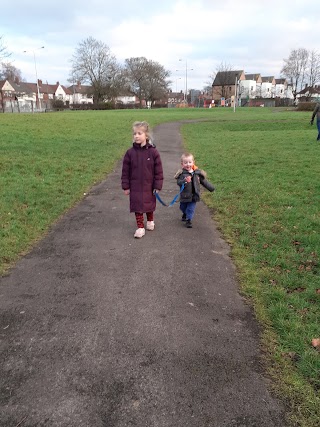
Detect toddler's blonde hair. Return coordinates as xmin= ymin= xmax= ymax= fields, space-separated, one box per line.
xmin=181 ymin=152 xmax=195 ymax=163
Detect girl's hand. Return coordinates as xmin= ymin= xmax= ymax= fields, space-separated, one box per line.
xmin=124 ymin=189 xmax=130 ymax=195
xmin=185 ymin=176 xmax=191 ymax=183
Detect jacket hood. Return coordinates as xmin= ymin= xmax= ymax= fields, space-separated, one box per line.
xmin=174 ymin=168 xmax=207 ymax=179
xmin=132 ymin=140 xmax=156 ymax=149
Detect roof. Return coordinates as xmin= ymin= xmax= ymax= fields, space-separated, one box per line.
xmin=68 ymin=84 xmax=92 ymax=94
xmin=212 ymin=70 xmax=244 ymax=86
xmin=245 ymin=73 xmax=261 ymax=81
xmin=8 ymin=80 xmax=72 ymax=95
xmin=261 ymin=76 xmax=275 ymax=83
xmin=275 ymin=78 xmax=287 ymax=85
xmin=9 ymin=81 xmax=35 ymax=95
xmin=296 ymin=85 xmax=320 ymax=95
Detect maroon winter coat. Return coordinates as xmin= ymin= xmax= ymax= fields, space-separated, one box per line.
xmin=121 ymin=142 xmax=164 ymax=213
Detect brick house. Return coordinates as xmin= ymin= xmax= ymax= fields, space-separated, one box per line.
xmin=212 ymin=70 xmax=245 ymax=104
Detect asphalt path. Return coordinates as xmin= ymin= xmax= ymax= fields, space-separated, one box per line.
xmin=0 ymin=122 xmax=287 ymax=426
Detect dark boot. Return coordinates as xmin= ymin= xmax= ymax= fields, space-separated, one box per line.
xmin=186 ymin=219 xmax=193 ymax=228
xmin=181 ymin=213 xmax=186 ymax=221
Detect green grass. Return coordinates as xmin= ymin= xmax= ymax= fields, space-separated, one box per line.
xmin=1 ymin=107 xmax=319 ymax=425
xmin=180 ymin=109 xmax=320 ymax=426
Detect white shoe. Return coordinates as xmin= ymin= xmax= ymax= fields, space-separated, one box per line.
xmin=134 ymin=228 xmax=145 ymax=238
xmin=146 ymin=221 xmax=155 ymax=231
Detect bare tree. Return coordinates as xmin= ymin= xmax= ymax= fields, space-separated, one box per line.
xmin=202 ymin=85 xmax=212 ymax=95
xmin=123 ymin=57 xmax=171 ymax=107
xmin=0 ymin=36 xmax=11 ymax=62
xmin=143 ymin=60 xmax=171 ymax=106
xmin=70 ymin=37 xmax=120 ymax=104
xmin=123 ymin=57 xmax=149 ymax=107
xmin=0 ymin=62 xmax=22 ymax=81
xmin=281 ymin=48 xmax=308 ymax=102
xmin=305 ymin=50 xmax=320 ymax=100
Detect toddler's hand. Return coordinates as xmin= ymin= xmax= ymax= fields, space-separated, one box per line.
xmin=124 ymin=189 xmax=130 ymax=195
xmin=153 ymin=189 xmax=160 ymax=194
xmin=185 ymin=176 xmax=191 ymax=183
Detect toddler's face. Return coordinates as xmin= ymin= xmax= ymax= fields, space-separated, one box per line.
xmin=133 ymin=126 xmax=147 ymax=145
xmin=181 ymin=156 xmax=194 ymax=172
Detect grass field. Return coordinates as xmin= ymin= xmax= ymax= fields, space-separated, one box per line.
xmin=1 ymin=107 xmax=319 ymax=426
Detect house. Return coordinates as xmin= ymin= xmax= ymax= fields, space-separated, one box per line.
xmin=67 ymin=82 xmax=94 ymax=104
xmin=167 ymin=90 xmax=184 ymax=107
xmin=274 ymin=78 xmax=288 ymax=98
xmin=212 ymin=70 xmax=245 ymax=104
xmin=0 ymin=78 xmax=75 ymax=111
xmin=0 ymin=79 xmax=38 ymax=111
xmin=0 ymin=79 xmax=16 ymax=100
xmin=38 ymin=80 xmax=72 ymax=107
xmin=260 ymin=76 xmax=276 ymax=98
xmin=11 ymin=79 xmax=72 ymax=109
xmin=239 ymin=73 xmax=262 ymax=99
xmin=296 ymin=84 xmax=320 ymax=102
xmin=116 ymin=92 xmax=146 ymax=107
xmin=0 ymin=79 xmax=15 ymax=93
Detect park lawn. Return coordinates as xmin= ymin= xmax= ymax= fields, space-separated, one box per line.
xmin=1 ymin=107 xmax=319 ymax=426
xmin=181 ymin=111 xmax=320 ymax=427
xmin=1 ymin=108 xmax=216 ymax=274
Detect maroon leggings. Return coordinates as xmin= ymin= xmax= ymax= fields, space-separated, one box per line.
xmin=135 ymin=212 xmax=154 ymax=228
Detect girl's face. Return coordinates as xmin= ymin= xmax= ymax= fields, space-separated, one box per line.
xmin=181 ymin=156 xmax=194 ymax=172
xmin=133 ymin=126 xmax=147 ymax=145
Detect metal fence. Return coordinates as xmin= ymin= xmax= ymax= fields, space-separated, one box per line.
xmin=0 ymin=100 xmax=49 ymax=113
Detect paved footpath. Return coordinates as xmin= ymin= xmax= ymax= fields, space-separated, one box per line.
xmin=0 ymin=122 xmax=287 ymax=427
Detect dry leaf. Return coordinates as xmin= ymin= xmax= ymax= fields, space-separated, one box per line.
xmin=282 ymin=351 xmax=299 ymax=362
xmin=311 ymin=338 xmax=320 ymax=349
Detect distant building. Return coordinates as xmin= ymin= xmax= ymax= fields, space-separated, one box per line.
xmin=212 ymin=70 xmax=245 ymax=105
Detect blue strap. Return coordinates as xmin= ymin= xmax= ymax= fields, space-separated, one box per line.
xmin=155 ymin=183 xmax=185 ymax=207
xmin=155 ymin=192 xmax=168 ymax=206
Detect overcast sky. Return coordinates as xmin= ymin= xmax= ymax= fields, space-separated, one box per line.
xmin=1 ymin=0 xmax=319 ymax=91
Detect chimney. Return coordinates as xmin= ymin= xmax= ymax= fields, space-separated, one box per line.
xmin=56 ymin=81 xmax=59 ymax=85
xmin=38 ymin=79 xmax=42 ymax=86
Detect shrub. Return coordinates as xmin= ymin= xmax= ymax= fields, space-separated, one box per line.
xmin=52 ymin=99 xmax=65 ymax=111
xmin=296 ymin=102 xmax=317 ymax=111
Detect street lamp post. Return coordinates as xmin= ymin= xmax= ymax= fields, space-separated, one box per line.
xmin=178 ymin=59 xmax=193 ymax=105
xmin=234 ymin=73 xmax=238 ymax=113
xmin=175 ymin=77 xmax=181 ymax=93
xmin=23 ymin=46 xmax=44 ymax=111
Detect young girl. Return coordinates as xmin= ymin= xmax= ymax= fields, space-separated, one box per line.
xmin=175 ymin=152 xmax=215 ymax=228
xmin=121 ymin=121 xmax=164 ymax=238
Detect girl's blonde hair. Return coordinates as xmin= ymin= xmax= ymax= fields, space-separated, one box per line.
xmin=132 ymin=121 xmax=153 ymax=143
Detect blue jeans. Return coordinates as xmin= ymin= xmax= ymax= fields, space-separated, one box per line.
xmin=180 ymin=202 xmax=196 ymax=220
xmin=317 ymin=118 xmax=320 ymax=140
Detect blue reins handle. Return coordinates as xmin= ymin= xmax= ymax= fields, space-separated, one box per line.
xmin=155 ymin=183 xmax=185 ymax=208
xmin=155 ymin=192 xmax=168 ymax=206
